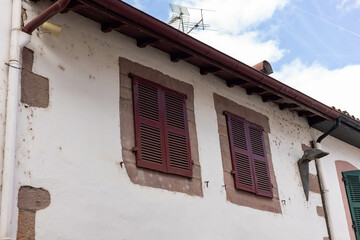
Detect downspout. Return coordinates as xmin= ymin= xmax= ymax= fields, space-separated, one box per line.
xmin=0 ymin=0 xmax=70 ymax=239
xmin=0 ymin=0 xmax=31 ymax=238
xmin=314 ymin=118 xmax=341 ymax=240
xmin=22 ymin=0 xmax=71 ymax=34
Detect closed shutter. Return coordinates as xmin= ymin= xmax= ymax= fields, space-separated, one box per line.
xmin=343 ymin=170 xmax=360 ymax=239
xmin=132 ymin=74 xmax=192 ymax=178
xmin=248 ymin=123 xmax=273 ymax=198
xmin=164 ymin=89 xmax=192 ymax=178
xmin=225 ymin=112 xmax=272 ymax=198
xmin=133 ymin=76 xmax=167 ymax=172
xmin=225 ymin=112 xmax=256 ymax=193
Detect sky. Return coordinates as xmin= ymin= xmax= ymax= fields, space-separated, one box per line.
xmin=123 ymin=0 xmax=360 ymax=118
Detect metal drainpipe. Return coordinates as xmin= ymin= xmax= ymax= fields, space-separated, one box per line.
xmin=314 ymin=118 xmax=341 ymax=240
xmin=0 ymin=0 xmax=70 ymax=239
xmin=22 ymin=0 xmax=71 ymax=34
xmin=0 ymin=0 xmax=31 ymax=238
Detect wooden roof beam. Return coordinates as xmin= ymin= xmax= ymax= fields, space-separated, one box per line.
xmin=101 ymin=23 xmax=125 ymax=33
xmin=279 ymin=103 xmax=300 ymax=110
xmin=246 ymin=87 xmax=267 ymax=95
xmin=298 ymin=111 xmax=317 ymax=118
xmin=137 ymin=37 xmax=159 ymax=48
xmin=308 ymin=116 xmax=326 ymax=126
xmin=226 ymin=79 xmax=249 ymax=88
xmin=262 ymin=94 xmax=282 ymax=102
xmin=170 ymin=52 xmax=192 ymax=63
xmin=200 ymin=66 xmax=222 ymax=75
xmin=61 ymin=2 xmax=87 ymax=13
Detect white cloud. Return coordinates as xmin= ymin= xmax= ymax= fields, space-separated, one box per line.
xmin=337 ymin=0 xmax=360 ymax=10
xmin=273 ymin=59 xmax=360 ymax=118
xmin=176 ymin=0 xmax=289 ymax=34
xmin=192 ymin=30 xmax=286 ymax=66
xmin=167 ymin=0 xmax=289 ymax=66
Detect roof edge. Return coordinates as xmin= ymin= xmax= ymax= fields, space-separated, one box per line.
xmin=84 ymin=0 xmax=340 ymax=120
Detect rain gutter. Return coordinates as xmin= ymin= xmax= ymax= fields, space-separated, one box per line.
xmin=88 ymin=0 xmax=339 ymax=120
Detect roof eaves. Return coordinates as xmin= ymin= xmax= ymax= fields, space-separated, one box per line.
xmin=69 ymin=0 xmax=340 ymax=121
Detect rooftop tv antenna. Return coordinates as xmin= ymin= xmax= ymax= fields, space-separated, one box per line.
xmin=168 ymin=4 xmax=190 ymax=33
xmin=167 ymin=4 xmax=215 ymax=34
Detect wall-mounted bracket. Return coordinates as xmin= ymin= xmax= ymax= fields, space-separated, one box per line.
xmin=298 ymin=148 xmax=329 ymax=201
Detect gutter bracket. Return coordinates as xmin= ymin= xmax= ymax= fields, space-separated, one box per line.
xmin=317 ymin=118 xmax=340 ymax=143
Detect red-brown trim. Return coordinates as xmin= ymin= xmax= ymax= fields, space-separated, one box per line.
xmin=85 ymin=0 xmax=340 ymax=121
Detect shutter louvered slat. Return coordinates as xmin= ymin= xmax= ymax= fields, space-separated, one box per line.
xmin=226 ymin=113 xmax=255 ymax=193
xmin=343 ymin=171 xmax=360 ymax=239
xmin=254 ymin=160 xmax=271 ymax=192
xmin=133 ymin=77 xmax=166 ymax=172
xmin=164 ymin=91 xmax=192 ymax=178
xmin=164 ymin=93 xmax=185 ymax=129
xmin=138 ymin=83 xmax=160 ymax=122
xmin=235 ymin=153 xmax=253 ymax=187
xmin=231 ymin=118 xmax=247 ymax=151
xmin=249 ymin=127 xmax=265 ymax=157
xmin=249 ymin=125 xmax=273 ymax=198
xmin=226 ymin=112 xmax=272 ymax=197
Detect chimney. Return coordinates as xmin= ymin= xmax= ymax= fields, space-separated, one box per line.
xmin=252 ymin=60 xmax=273 ymax=75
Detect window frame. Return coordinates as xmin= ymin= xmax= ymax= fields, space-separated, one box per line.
xmin=343 ymin=170 xmax=360 ymax=239
xmin=131 ymin=73 xmax=193 ymax=178
xmin=224 ymin=111 xmax=273 ymax=198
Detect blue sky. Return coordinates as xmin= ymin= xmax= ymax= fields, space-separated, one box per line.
xmin=123 ymin=0 xmax=360 ymax=117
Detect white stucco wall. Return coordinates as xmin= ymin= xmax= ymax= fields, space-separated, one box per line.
xmin=5 ymin=1 xmax=340 ymax=239
xmin=310 ymin=130 xmax=360 ymax=240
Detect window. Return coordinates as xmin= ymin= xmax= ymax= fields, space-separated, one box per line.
xmin=224 ymin=111 xmax=273 ymax=198
xmin=131 ymin=74 xmax=192 ymax=178
xmin=343 ymin=170 xmax=360 ymax=239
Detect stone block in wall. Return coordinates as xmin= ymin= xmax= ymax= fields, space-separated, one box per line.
xmin=20 ymin=47 xmax=49 ymax=108
xmin=21 ymin=71 xmax=49 ymax=108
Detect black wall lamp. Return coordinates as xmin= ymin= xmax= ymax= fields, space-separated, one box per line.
xmin=298 ymin=148 xmax=329 ymax=200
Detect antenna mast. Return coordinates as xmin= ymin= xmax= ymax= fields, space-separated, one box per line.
xmin=167 ymin=4 xmax=215 ymax=34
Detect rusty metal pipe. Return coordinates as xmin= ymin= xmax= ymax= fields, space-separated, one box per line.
xmin=22 ymin=0 xmax=71 ymax=34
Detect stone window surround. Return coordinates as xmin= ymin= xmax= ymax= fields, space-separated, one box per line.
xmin=119 ymin=57 xmax=203 ymax=197
xmin=214 ymin=93 xmax=281 ymax=213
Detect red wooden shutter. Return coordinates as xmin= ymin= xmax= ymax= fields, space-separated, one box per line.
xmin=132 ymin=74 xmax=191 ymax=178
xmin=225 ymin=112 xmax=273 ymax=198
xmin=164 ymin=89 xmax=192 ymax=178
xmin=132 ymin=76 xmax=166 ymax=172
xmin=248 ymin=123 xmax=273 ymax=198
xmin=225 ymin=112 xmax=256 ymax=193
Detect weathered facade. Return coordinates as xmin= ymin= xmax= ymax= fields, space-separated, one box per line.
xmin=1 ymin=1 xmax=360 ymax=240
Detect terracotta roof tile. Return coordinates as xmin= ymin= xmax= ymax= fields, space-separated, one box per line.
xmin=332 ymin=106 xmax=360 ymax=122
